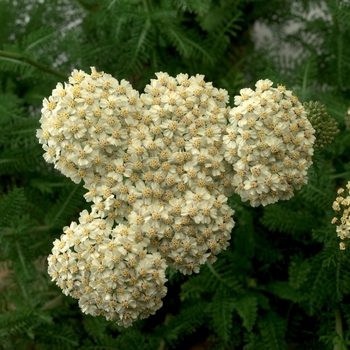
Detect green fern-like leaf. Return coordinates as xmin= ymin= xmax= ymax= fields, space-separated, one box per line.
xmin=258 ymin=312 xmax=288 ymax=350
xmin=0 ymin=93 xmax=26 ymax=125
xmin=180 ymin=259 xmax=242 ymax=300
xmin=163 ymin=301 xmax=209 ymax=346
xmin=299 ymin=163 xmax=335 ymax=211
xmin=206 ymin=258 xmax=244 ymax=292
xmin=233 ymin=293 xmax=258 ymax=332
xmin=294 ymin=56 xmax=319 ymax=102
xmin=170 ymin=0 xmax=212 ymax=14
xmin=81 ymin=315 xmax=111 ymax=346
xmin=306 ymin=261 xmax=328 ymax=314
xmin=0 ymin=187 xmax=26 ymax=228
xmin=260 ymin=201 xmax=315 ymax=236
xmin=0 ymin=146 xmax=43 ymax=176
xmin=21 ymin=27 xmax=57 ymax=55
xmin=17 ymin=322 xmax=79 ymax=350
xmin=0 ymin=308 xmax=35 ymax=339
xmin=297 ymin=255 xmax=347 ymax=315
xmin=1 ymin=117 xmax=39 ymax=150
xmin=114 ymin=330 xmax=158 ymax=350
xmin=164 ymin=24 xmax=214 ymax=64
xmin=122 ymin=16 xmax=153 ymax=74
xmin=288 ymin=258 xmax=312 ymax=290
xmin=0 ymin=44 xmax=35 ymax=76
xmin=211 ymin=287 xmax=235 ymax=343
xmin=265 ymin=281 xmax=303 ymax=303
xmin=44 ymin=184 xmax=86 ymax=229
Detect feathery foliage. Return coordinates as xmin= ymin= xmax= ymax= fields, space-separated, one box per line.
xmin=1 ymin=0 xmax=350 ymax=349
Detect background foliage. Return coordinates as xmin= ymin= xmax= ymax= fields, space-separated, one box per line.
xmin=1 ymin=0 xmax=350 ymax=349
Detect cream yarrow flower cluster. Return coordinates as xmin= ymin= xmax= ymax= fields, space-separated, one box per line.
xmin=223 ymin=79 xmax=316 ymax=207
xmin=48 ymin=214 xmax=167 ymax=327
xmin=332 ymin=182 xmax=350 ymax=250
xmin=38 ymin=68 xmax=236 ymax=326
xmin=138 ymin=72 xmax=235 ymax=272
xmin=38 ymin=68 xmax=139 ymax=186
xmin=40 ymin=68 xmax=168 ymax=326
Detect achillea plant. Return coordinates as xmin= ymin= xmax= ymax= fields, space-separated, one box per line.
xmin=2 ymin=0 xmax=350 ymax=348
xmin=38 ymin=68 xmax=318 ymax=327
xmin=38 ymin=68 xmax=237 ymax=326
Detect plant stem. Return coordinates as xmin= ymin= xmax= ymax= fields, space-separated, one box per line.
xmin=0 ymin=50 xmax=67 ymax=80
xmin=334 ymin=308 xmax=343 ymax=350
xmin=330 ymin=172 xmax=350 ymax=180
xmin=206 ymin=261 xmax=228 ymax=286
xmin=1 ymin=225 xmax=52 ymax=236
xmin=157 ymin=339 xmax=166 ymax=350
xmin=74 ymin=0 xmax=99 ymax=12
xmin=41 ymin=294 xmax=63 ymax=310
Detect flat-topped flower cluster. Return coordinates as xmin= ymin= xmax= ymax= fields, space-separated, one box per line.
xmin=332 ymin=182 xmax=350 ymax=250
xmin=38 ymin=68 xmax=316 ymax=326
xmin=38 ymin=68 xmax=236 ymax=326
xmin=223 ymin=81 xmax=315 ymax=206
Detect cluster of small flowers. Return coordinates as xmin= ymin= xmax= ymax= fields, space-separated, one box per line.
xmin=39 ymin=68 xmax=235 ymax=326
xmin=37 ymin=67 xmax=139 ymax=187
xmin=47 ymin=212 xmax=167 ymax=327
xmin=222 ymin=79 xmax=316 ymax=207
xmin=332 ymin=182 xmax=350 ymax=250
xmin=138 ymin=72 xmax=235 ymax=272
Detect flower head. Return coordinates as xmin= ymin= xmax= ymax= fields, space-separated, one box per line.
xmin=332 ymin=182 xmax=350 ymax=250
xmin=40 ymin=68 xmax=241 ymax=327
xmin=223 ymin=79 xmax=315 ymax=206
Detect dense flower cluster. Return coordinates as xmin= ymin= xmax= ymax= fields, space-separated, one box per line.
xmin=38 ymin=69 xmax=320 ymax=326
xmin=303 ymin=101 xmax=339 ymax=148
xmin=332 ymin=182 xmax=350 ymax=250
xmin=138 ymin=72 xmax=235 ymax=271
xmin=222 ymin=79 xmax=316 ymax=207
xmin=38 ymin=68 xmax=235 ymax=326
xmin=48 ymin=215 xmax=167 ymax=327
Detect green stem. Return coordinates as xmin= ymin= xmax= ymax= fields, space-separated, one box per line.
xmin=50 ymin=185 xmax=79 ymax=226
xmin=0 ymin=50 xmax=67 ymax=80
xmin=41 ymin=294 xmax=63 ymax=310
xmin=15 ymin=241 xmax=30 ymax=280
xmin=27 ymin=225 xmax=52 ymax=234
xmin=307 ymin=184 xmax=328 ymax=198
xmin=301 ymin=59 xmax=310 ymax=101
xmin=330 ymin=172 xmax=350 ymax=180
xmin=74 ymin=0 xmax=99 ymax=12
xmin=206 ymin=261 xmax=228 ymax=286
xmin=332 ymin=6 xmax=343 ymax=90
xmin=1 ymin=225 xmax=52 ymax=236
xmin=334 ymin=308 xmax=343 ymax=350
xmin=142 ymin=0 xmax=149 ymax=11
xmin=336 ymin=262 xmax=341 ymax=301
xmin=143 ymin=0 xmax=153 ymax=12
xmin=157 ymin=339 xmax=166 ymax=350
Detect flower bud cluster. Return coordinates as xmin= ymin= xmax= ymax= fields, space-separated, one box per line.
xmin=222 ymin=79 xmax=316 ymax=207
xmin=39 ymin=68 xmax=235 ymax=326
xmin=303 ymin=101 xmax=339 ymax=148
xmin=332 ymin=182 xmax=350 ymax=250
